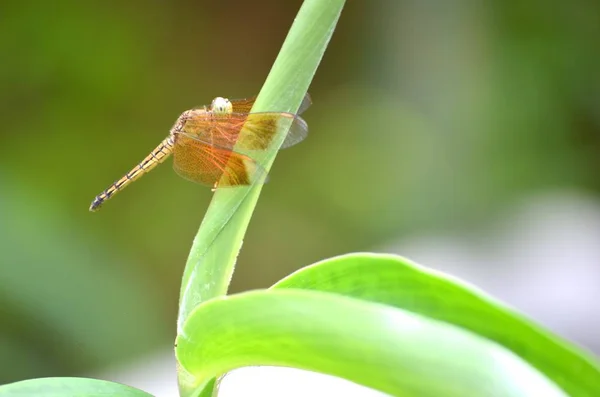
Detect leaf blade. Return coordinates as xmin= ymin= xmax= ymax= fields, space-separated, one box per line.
xmin=272 ymin=253 xmax=600 ymax=396
xmin=176 ymin=289 xmax=567 ymax=397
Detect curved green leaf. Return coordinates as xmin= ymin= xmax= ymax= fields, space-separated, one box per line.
xmin=0 ymin=377 xmax=153 ymax=397
xmin=176 ymin=289 xmax=566 ymax=397
xmin=272 ymin=253 xmax=600 ymax=397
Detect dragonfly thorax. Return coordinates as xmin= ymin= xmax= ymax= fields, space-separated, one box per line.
xmin=170 ymin=112 xmax=189 ymax=134
xmin=210 ymin=97 xmax=233 ymax=116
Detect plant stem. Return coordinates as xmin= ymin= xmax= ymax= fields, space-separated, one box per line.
xmin=176 ymin=0 xmax=345 ymax=395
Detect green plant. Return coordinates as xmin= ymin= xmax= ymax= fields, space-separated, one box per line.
xmin=2 ymin=0 xmax=599 ymax=396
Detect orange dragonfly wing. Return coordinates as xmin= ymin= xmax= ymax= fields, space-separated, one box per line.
xmin=229 ymin=93 xmax=313 ymax=115
xmin=172 ymin=131 xmax=267 ymax=187
xmin=172 ymin=93 xmax=311 ymax=187
xmin=180 ymin=111 xmax=308 ymax=152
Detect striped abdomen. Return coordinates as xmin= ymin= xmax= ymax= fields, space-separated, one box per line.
xmin=89 ymin=136 xmax=174 ymax=211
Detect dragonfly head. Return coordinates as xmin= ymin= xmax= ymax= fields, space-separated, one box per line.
xmin=210 ymin=97 xmax=233 ymax=116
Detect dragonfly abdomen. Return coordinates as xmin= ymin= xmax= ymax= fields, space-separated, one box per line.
xmin=89 ymin=136 xmax=174 ymax=212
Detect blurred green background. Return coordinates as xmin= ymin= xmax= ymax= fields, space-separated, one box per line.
xmin=1 ymin=0 xmax=599 ymax=387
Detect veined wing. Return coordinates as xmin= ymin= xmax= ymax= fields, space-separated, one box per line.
xmin=228 ymin=93 xmax=312 ymax=115
xmin=180 ymin=111 xmax=308 ymax=151
xmin=172 ymin=131 xmax=267 ymax=187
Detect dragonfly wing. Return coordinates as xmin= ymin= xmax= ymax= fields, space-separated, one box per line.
xmin=229 ymin=93 xmax=312 ymax=115
xmin=230 ymin=96 xmax=257 ymax=114
xmin=226 ymin=112 xmax=308 ymax=150
xmin=181 ymin=112 xmax=308 ymax=152
xmin=297 ymin=93 xmax=313 ymax=115
xmin=172 ymin=131 xmax=267 ymax=187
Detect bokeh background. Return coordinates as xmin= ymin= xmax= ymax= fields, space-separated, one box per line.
xmin=1 ymin=0 xmax=599 ymax=395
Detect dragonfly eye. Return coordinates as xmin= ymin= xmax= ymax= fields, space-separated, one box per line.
xmin=211 ymin=97 xmax=233 ymax=115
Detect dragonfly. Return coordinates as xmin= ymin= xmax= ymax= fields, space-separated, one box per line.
xmin=89 ymin=93 xmax=311 ymax=211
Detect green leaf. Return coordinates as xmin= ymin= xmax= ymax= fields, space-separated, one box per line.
xmin=272 ymin=253 xmax=600 ymax=397
xmin=0 ymin=377 xmax=154 ymax=397
xmin=176 ymin=289 xmax=568 ymax=397
xmin=176 ymin=0 xmax=346 ymax=395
